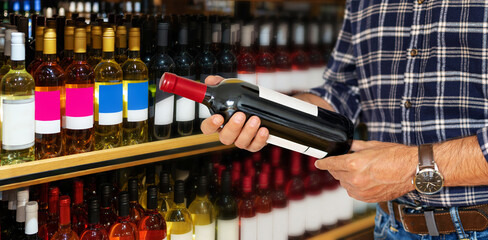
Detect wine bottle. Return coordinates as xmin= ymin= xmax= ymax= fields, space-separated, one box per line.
xmin=255 ymin=173 xmax=273 ymax=240
xmin=138 ymin=186 xmax=167 ymax=240
xmin=60 ymin=25 xmax=75 ymax=69
xmin=37 ymin=184 xmax=49 ymax=238
xmin=33 ymin=27 xmax=66 ymax=160
xmin=148 ymin=22 xmax=175 ymax=141
xmin=215 ymin=170 xmax=238 ymax=240
xmin=306 ymin=21 xmax=325 ymax=89
xmin=158 ymin=171 xmax=175 ymax=218
xmin=141 ymin=17 xmax=155 ymax=66
xmin=87 ymin=25 xmax=102 ymax=68
xmin=108 ymin=192 xmax=138 ymax=240
xmin=97 ymin=184 xmax=116 ymax=234
xmin=27 ymin=26 xmax=44 ymax=75
xmin=51 ymin=196 xmax=79 ymax=240
xmin=321 ymin=14 xmax=335 ymax=64
xmin=159 ymin=73 xmax=354 ymax=158
xmin=85 ymin=25 xmax=92 ymax=55
xmin=65 ymin=25 xmax=95 ymax=154
xmin=93 ymin=27 xmax=123 ymax=150
xmin=290 ymin=23 xmax=309 ymax=92
xmin=139 ymin=167 xmax=157 ymax=210
xmin=1 ymin=32 xmax=35 ymax=165
xmin=56 ymin=16 xmax=67 ymax=60
xmin=195 ymin=22 xmax=218 ymax=124
xmin=43 ymin=187 xmax=60 ymax=240
xmin=188 ymin=175 xmax=215 ymax=240
xmin=24 ymin=201 xmax=41 ymax=240
xmin=274 ymin=23 xmax=292 ymax=94
xmin=210 ymin=21 xmax=221 ymax=56
xmin=114 ymin=26 xmax=127 ymax=64
xmin=0 ymin=29 xmax=5 ymax=70
xmin=304 ymin=157 xmax=323 ymax=237
xmin=80 ymin=199 xmax=109 ymax=240
xmin=173 ymin=23 xmax=196 ymax=136
xmin=255 ymin=24 xmax=276 ymax=90
xmin=239 ymin=176 xmax=257 ymax=240
xmin=271 ymin=168 xmax=288 ymax=240
xmin=320 ymin=170 xmax=339 ymax=231
xmin=231 ymin=163 xmax=241 ymax=199
xmin=217 ymin=21 xmax=237 ymax=79
xmin=166 ymin=181 xmax=192 ymax=240
xmin=120 ymin=27 xmax=148 ymax=146
xmin=236 ymin=24 xmax=256 ymax=85
xmin=2 ymin=190 xmax=17 ymax=240
xmin=15 ymin=189 xmax=30 ymax=237
xmin=71 ymin=180 xmax=88 ymax=236
xmin=0 ymin=29 xmax=16 ymax=83
xmin=286 ymin=152 xmax=306 ymax=240
xmin=126 ymin=178 xmax=144 ymax=225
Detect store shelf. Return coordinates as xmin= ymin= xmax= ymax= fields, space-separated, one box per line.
xmin=309 ymin=214 xmax=375 ymax=240
xmin=0 ymin=134 xmax=232 ymax=191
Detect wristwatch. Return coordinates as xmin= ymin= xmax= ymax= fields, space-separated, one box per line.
xmin=413 ymin=144 xmax=444 ymax=195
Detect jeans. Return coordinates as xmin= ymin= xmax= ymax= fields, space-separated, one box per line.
xmin=374 ymin=203 xmax=488 ymax=240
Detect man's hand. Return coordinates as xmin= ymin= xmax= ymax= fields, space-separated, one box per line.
xmin=315 ymin=140 xmax=417 ymax=203
xmin=200 ymin=76 xmax=270 ymax=152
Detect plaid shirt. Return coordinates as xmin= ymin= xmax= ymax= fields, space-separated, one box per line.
xmin=310 ymin=0 xmax=488 ymax=207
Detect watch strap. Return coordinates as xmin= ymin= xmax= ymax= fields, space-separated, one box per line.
xmin=418 ymin=144 xmax=435 ymax=170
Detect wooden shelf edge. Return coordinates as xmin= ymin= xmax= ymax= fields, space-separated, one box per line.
xmin=0 ymin=134 xmax=232 ymax=191
xmin=308 ymin=214 xmax=375 ymax=240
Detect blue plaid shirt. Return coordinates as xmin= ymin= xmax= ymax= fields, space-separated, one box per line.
xmin=310 ymin=0 xmax=488 ymax=207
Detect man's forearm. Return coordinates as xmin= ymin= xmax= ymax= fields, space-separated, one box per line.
xmin=435 ymin=136 xmax=488 ymax=187
xmin=294 ymin=93 xmax=336 ymax=112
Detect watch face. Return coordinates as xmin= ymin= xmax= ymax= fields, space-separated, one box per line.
xmin=414 ymin=169 xmax=444 ymax=194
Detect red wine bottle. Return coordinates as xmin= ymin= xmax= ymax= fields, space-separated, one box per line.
xmin=44 ymin=187 xmax=60 ymax=240
xmin=271 ymin=168 xmax=288 ymax=240
xmin=71 ymin=180 xmax=88 ymax=236
xmin=290 ymin=22 xmax=309 ymax=92
xmin=274 ymin=23 xmax=293 ymax=94
xmin=255 ymin=24 xmax=276 ymax=91
xmin=255 ymin=173 xmax=272 ymax=240
xmin=238 ymin=176 xmax=256 ymax=240
xmin=99 ymin=184 xmax=117 ymax=234
xmin=306 ymin=21 xmax=325 ymax=89
xmin=159 ymin=73 xmax=353 ymax=158
xmin=320 ymin=170 xmax=340 ymax=231
xmin=80 ymin=199 xmax=109 ymax=240
xmin=286 ymin=152 xmax=306 ymax=240
xmin=217 ymin=21 xmax=237 ymax=79
xmin=304 ymin=157 xmax=323 ymax=237
xmin=51 ymin=196 xmax=79 ymax=240
xmin=237 ymin=24 xmax=256 ymax=85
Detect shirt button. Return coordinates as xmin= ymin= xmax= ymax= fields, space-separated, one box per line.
xmin=404 ymin=100 xmax=412 ymax=108
xmin=417 ymin=0 xmax=424 ymax=4
xmin=410 ymin=49 xmax=418 ymax=57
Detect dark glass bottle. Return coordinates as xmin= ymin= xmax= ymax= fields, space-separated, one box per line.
xmin=27 ymin=25 xmax=44 ymax=75
xmin=217 ymin=21 xmax=237 ymax=79
xmin=80 ymin=199 xmax=109 ymax=240
xmin=99 ymin=184 xmax=117 ymax=233
xmin=148 ymin=22 xmax=175 ymax=141
xmin=173 ymin=23 xmax=196 ymax=136
xmin=304 ymin=157 xmax=323 ymax=237
xmin=274 ymin=23 xmax=293 ymax=94
xmin=140 ymin=17 xmax=155 ymax=66
xmin=286 ymin=152 xmax=306 ymax=240
xmin=238 ymin=176 xmax=256 ymax=240
xmin=236 ymin=24 xmax=256 ymax=85
xmin=60 ymin=25 xmax=75 ymax=69
xmin=255 ymin=173 xmax=273 ymax=240
xmin=214 ymin=170 xmax=238 ymax=240
xmin=255 ymin=24 xmax=276 ymax=90
xmin=271 ymin=168 xmax=288 ymax=240
xmin=210 ymin=21 xmax=221 ymax=56
xmin=137 ymin=186 xmax=167 ymax=240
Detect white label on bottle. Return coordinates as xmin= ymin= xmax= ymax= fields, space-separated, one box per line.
xmin=305 ymin=194 xmax=323 ymax=232
xmin=275 ymin=71 xmax=293 ymax=94
xmin=321 ymin=189 xmax=339 ymax=226
xmin=127 ymin=108 xmax=148 ymax=122
xmin=66 ymin=115 xmax=93 ymax=130
xmin=170 ymin=231 xmax=192 ymax=240
xmin=323 ymin=24 xmax=334 ymax=44
xmin=2 ymin=98 xmax=35 ymax=150
xmin=257 ymin=212 xmax=273 ymax=240
xmin=258 ymin=86 xmax=318 ymax=116
xmin=272 ymin=207 xmax=288 ymax=240
xmin=217 ymin=218 xmax=239 ymax=240
xmin=288 ymin=199 xmax=306 ymax=237
xmin=238 ymin=73 xmax=257 ymax=85
xmin=240 ymin=216 xmax=257 ymax=240
xmin=336 ymin=187 xmax=354 ymax=221
xmin=99 ymin=112 xmax=123 ymax=125
xmin=266 ymin=134 xmax=328 ymax=159
xmin=155 ymin=94 xmax=174 ymax=125
xmin=176 ymin=97 xmax=195 ymax=122
xmin=195 ymin=222 xmax=215 ymax=240
xmin=199 ymin=103 xmax=211 ymax=119
xmin=36 ymin=120 xmax=61 ymax=134
xmin=308 ymin=67 xmax=325 ymax=89
xmin=291 ymin=70 xmax=310 ymax=91
xmin=257 ymin=72 xmax=276 ymax=90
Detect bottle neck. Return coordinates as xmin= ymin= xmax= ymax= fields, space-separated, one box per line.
xmin=10 ymin=60 xmax=26 ymax=70
xmin=159 ymin=73 xmax=208 ymax=104
xmin=90 ymin=48 xmax=102 ymax=57
xmin=34 ymin=50 xmax=43 ymax=59
xmin=74 ymin=52 xmax=87 ymax=62
xmin=157 ymin=45 xmax=168 ymax=54
xmin=128 ymin=50 xmax=140 ymax=59
xmin=64 ymin=49 xmax=74 ymax=59
xmin=102 ymin=51 xmax=115 ymax=60
xmin=43 ymin=53 xmax=57 ymax=62
xmin=117 ymin=215 xmax=131 ymax=223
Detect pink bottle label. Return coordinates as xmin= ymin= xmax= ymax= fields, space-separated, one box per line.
xmin=66 ymin=87 xmax=94 ymax=117
xmin=35 ymin=90 xmax=61 ymax=121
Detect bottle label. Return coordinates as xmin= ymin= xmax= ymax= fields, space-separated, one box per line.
xmin=35 ymin=90 xmax=61 ymax=134
xmin=65 ymin=85 xmax=94 ymax=130
xmin=170 ymin=231 xmax=192 ymax=240
xmin=323 ymin=24 xmax=334 ymax=44
xmin=305 ymin=194 xmax=323 ymax=232
xmin=199 ymin=103 xmax=211 ymax=119
xmin=258 ymin=86 xmax=318 ymax=116
xmin=238 ymin=73 xmax=257 ymax=85
xmin=176 ymin=97 xmax=195 ymax=122
xmin=195 ymin=222 xmax=215 ymax=240
xmin=308 ymin=67 xmax=325 ymax=89
xmin=123 ymin=80 xmax=149 ymax=122
xmin=240 ymin=216 xmax=257 ymax=240
xmin=272 ymin=207 xmax=288 ymax=240
xmin=155 ymin=76 xmax=174 ymax=125
xmin=274 ymin=71 xmax=293 ymax=93
xmin=217 ymin=218 xmax=239 ymax=240
xmin=291 ymin=70 xmax=309 ymax=91
xmin=96 ymin=83 xmax=123 ymax=125
xmin=257 ymin=212 xmax=273 ymax=240
xmin=288 ymin=199 xmax=306 ymax=237
xmin=266 ymin=134 xmax=328 ymax=159
xmin=257 ymin=72 xmax=276 ymax=91
xmin=2 ymin=98 xmax=35 ymax=150
xmin=336 ymin=187 xmax=354 ymax=221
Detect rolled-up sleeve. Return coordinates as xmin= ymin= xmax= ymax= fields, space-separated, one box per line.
xmin=308 ymin=1 xmax=361 ymax=124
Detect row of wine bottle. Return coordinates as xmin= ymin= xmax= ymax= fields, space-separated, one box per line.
xmin=0 ymin=146 xmax=374 ymax=240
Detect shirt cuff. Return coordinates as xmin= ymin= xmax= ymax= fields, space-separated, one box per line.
xmin=476 ymin=127 xmax=488 ymax=162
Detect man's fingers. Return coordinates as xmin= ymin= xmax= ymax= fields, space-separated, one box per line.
xmin=205 ymin=75 xmax=225 ymax=85
xmin=201 ymin=115 xmax=224 ymax=135
xmin=218 ymin=112 xmax=247 ymax=145
xmin=246 ymin=127 xmax=269 ymax=152
xmin=234 ymin=116 xmax=261 ymax=149
xmin=314 ymin=155 xmax=350 ymax=171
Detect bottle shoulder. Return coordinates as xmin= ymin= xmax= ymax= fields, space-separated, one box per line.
xmin=94 ymin=60 xmax=123 ymax=82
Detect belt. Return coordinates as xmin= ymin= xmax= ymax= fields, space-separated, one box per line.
xmin=379 ymin=202 xmax=488 ymax=235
